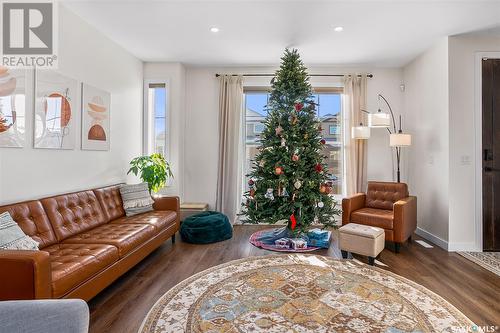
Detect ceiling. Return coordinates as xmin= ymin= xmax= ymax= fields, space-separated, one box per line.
xmin=63 ymin=0 xmax=500 ymax=67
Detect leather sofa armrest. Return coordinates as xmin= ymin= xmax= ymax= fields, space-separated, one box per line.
xmin=341 ymin=193 xmax=366 ymax=225
xmin=0 ymin=250 xmax=52 ymax=300
xmin=153 ymin=196 xmax=180 ymax=230
xmin=393 ymin=196 xmax=417 ymax=243
xmin=153 ymin=196 xmax=180 ymax=212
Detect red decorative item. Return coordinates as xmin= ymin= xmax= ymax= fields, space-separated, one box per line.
xmin=320 ymin=184 xmax=327 ymax=193
xmin=248 ymin=179 xmax=254 ymax=186
xmin=290 ymin=213 xmax=297 ymax=230
xmin=320 ymin=139 xmax=326 ymax=145
xmin=294 ymin=102 xmax=303 ymax=111
xmin=315 ymin=164 xmax=323 ymax=173
xmin=275 ymin=166 xmax=283 ymax=175
xmin=325 ymin=186 xmax=332 ymax=194
xmin=250 ymin=189 xmax=256 ymax=197
xmin=292 ymin=154 xmax=299 ymax=162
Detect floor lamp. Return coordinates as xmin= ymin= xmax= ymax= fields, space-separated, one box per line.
xmin=353 ymin=94 xmax=411 ymax=183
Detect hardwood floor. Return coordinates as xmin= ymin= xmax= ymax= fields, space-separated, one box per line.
xmin=88 ymin=225 xmax=500 ymax=333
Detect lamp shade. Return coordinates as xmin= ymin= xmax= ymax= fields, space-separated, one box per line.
xmin=390 ymin=133 xmax=412 ymax=147
xmin=352 ymin=125 xmax=371 ymax=139
xmin=368 ymin=112 xmax=391 ymax=127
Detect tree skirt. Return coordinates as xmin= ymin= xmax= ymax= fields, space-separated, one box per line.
xmin=140 ymin=254 xmax=476 ymax=333
xmin=249 ymin=227 xmax=322 ymax=253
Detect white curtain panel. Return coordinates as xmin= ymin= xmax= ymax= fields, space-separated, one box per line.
xmin=343 ymin=74 xmax=368 ymax=195
xmin=216 ymin=75 xmax=244 ymax=224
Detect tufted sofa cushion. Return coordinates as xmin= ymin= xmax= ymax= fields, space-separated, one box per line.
xmin=43 ymin=243 xmax=119 ymax=298
xmin=62 ymin=223 xmax=155 ymax=258
xmin=365 ymin=182 xmax=409 ymax=210
xmin=110 ymin=210 xmax=177 ymax=231
xmin=0 ymin=201 xmax=57 ymax=249
xmin=93 ymin=185 xmax=125 ymax=222
xmin=41 ymin=191 xmax=106 ymax=242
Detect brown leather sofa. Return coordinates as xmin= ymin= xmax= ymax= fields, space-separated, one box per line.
xmin=0 ymin=185 xmax=179 ymax=301
xmin=342 ymin=181 xmax=417 ymax=252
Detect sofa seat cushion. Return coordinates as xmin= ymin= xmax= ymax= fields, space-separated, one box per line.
xmin=62 ymin=223 xmax=155 ymax=258
xmin=110 ymin=211 xmax=177 ymax=231
xmin=44 ymin=243 xmax=119 ymax=298
xmin=351 ymin=208 xmax=394 ymax=229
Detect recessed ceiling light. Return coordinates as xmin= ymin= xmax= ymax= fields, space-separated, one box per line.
xmin=210 ymin=27 xmax=220 ymax=33
xmin=333 ymin=26 xmax=344 ymax=32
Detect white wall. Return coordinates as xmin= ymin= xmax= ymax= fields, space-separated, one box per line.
xmin=181 ymin=65 xmax=404 ymax=209
xmin=0 ymin=5 xmax=143 ymax=204
xmin=143 ymin=63 xmax=186 ymax=199
xmin=403 ymin=38 xmax=450 ymax=248
xmin=448 ymin=34 xmax=500 ymax=251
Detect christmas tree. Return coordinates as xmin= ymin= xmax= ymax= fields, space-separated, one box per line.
xmin=241 ymin=49 xmax=341 ymax=235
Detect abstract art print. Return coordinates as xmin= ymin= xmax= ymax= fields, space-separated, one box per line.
xmin=81 ymin=83 xmax=110 ymax=151
xmin=34 ymin=71 xmax=78 ymax=149
xmin=0 ymin=66 xmax=28 ymax=148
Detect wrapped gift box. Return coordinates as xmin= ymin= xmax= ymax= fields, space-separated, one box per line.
xmin=306 ymin=229 xmax=332 ymax=248
xmin=275 ymin=238 xmax=291 ymax=249
xmin=290 ymin=238 xmax=307 ymax=250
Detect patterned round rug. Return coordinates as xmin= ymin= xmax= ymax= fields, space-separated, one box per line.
xmin=140 ymin=254 xmax=475 ymax=333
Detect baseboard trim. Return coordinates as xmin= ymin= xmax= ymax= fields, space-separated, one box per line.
xmin=447 ymin=242 xmax=480 ymax=252
xmin=415 ymin=227 xmax=448 ymax=251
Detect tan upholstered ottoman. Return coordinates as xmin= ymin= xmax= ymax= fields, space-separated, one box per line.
xmin=339 ymin=223 xmax=385 ymax=265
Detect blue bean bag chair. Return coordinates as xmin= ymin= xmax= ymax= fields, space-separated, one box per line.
xmin=180 ymin=211 xmax=233 ymax=244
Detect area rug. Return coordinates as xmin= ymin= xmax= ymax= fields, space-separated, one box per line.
xmin=458 ymin=251 xmax=500 ymax=277
xmin=139 ymin=254 xmax=476 ymax=333
xmin=249 ymin=229 xmax=321 ymax=253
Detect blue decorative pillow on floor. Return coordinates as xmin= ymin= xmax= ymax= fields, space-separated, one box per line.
xmin=180 ymin=211 xmax=232 ymax=244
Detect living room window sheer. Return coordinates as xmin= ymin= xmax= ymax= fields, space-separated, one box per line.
xmin=243 ymin=88 xmax=344 ymax=196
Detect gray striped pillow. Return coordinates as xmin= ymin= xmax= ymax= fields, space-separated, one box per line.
xmin=119 ymin=183 xmax=154 ymax=217
xmin=0 ymin=212 xmax=39 ymax=250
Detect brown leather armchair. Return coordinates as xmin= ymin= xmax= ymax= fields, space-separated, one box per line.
xmin=342 ymin=181 xmax=417 ymax=252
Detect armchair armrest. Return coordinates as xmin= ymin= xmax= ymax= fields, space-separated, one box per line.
xmin=0 ymin=250 xmax=52 ymax=300
xmin=393 ymin=196 xmax=417 ymax=242
xmin=341 ymin=193 xmax=366 ymax=225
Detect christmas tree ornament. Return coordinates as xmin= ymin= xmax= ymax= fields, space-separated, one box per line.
xmin=275 ymin=166 xmax=283 ymax=175
xmin=281 ymin=137 xmax=286 ymax=147
xmin=294 ymin=102 xmax=304 ymax=111
xmin=325 ymin=186 xmax=332 ymax=194
xmin=248 ymin=179 xmax=255 ymax=186
xmin=304 ymin=133 xmax=309 ymax=139
xmin=290 ymin=213 xmax=297 ymax=230
xmin=320 ymin=139 xmax=326 ymax=145
xmin=320 ymin=184 xmax=327 ymax=193
xmin=290 ymin=115 xmax=298 ymax=125
xmin=292 ymin=154 xmax=299 ymax=162
xmin=282 ymin=187 xmax=289 ymax=197
xmin=315 ymin=164 xmax=323 ymax=173
xmin=317 ymin=201 xmax=324 ymax=208
xmin=265 ymin=188 xmax=275 ymax=200
xmin=318 ymin=124 xmax=323 ymax=131
xmin=259 ymin=160 xmax=265 ymax=167
xmin=294 ymin=180 xmax=302 ymax=189
xmin=250 ymin=189 xmax=256 ymax=198
xmin=275 ymin=125 xmax=283 ymax=136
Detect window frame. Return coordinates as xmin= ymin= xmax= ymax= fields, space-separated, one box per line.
xmin=143 ymin=79 xmax=170 ymax=162
xmin=242 ymin=86 xmax=345 ymax=197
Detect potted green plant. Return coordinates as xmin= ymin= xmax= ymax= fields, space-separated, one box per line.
xmin=127 ymin=153 xmax=173 ymax=193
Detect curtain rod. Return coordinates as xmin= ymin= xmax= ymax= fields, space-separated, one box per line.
xmin=215 ymin=73 xmax=373 ymax=78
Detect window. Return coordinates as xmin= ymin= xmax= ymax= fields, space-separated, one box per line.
xmin=243 ymin=88 xmax=343 ymax=195
xmin=144 ymin=81 xmax=168 ymax=158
